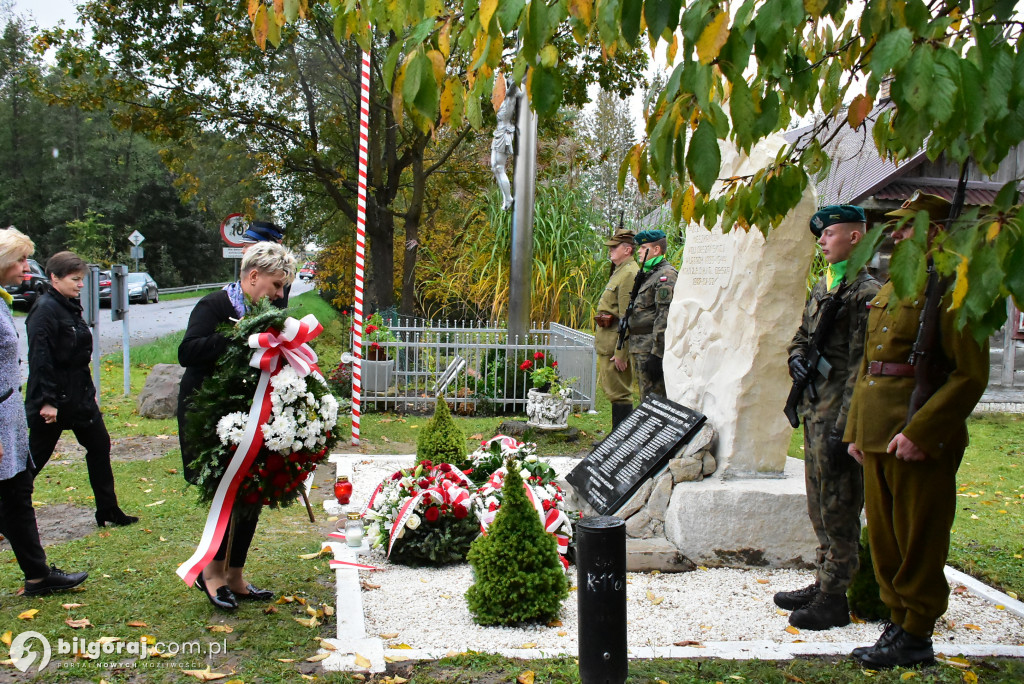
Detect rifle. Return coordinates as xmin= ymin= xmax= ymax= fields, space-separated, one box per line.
xmin=783 ymin=282 xmax=847 ymax=428
xmin=616 ymin=247 xmax=650 ymax=352
xmin=906 ymin=163 xmax=968 ymax=422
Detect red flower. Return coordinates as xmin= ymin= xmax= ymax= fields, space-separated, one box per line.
xmin=391 ymin=472 xmax=402 ymax=481
xmin=244 ymin=492 xmax=261 ymax=505
xmin=266 ymin=454 xmax=286 ymax=472
xmin=542 ymin=499 xmax=553 ymax=511
xmin=424 ymin=506 xmax=440 ymax=522
xmin=488 ymin=502 xmax=498 ymax=512
xmin=534 ymin=351 xmax=544 ymax=360
xmin=370 ymin=341 xmax=381 ymax=349
xmin=453 ymin=504 xmax=469 ymax=519
xmin=519 ymin=360 xmax=533 ymax=371
xmin=438 ymin=463 xmax=451 ymax=472
xmin=271 ymin=472 xmax=291 ymax=489
xmin=419 ymin=479 xmax=431 ymax=489
xmin=365 ymin=324 xmax=378 ymax=334
xmin=552 ymin=361 xmax=558 ymax=368
xmin=288 ymin=453 xmax=302 ymax=463
xmin=420 ymin=460 xmax=433 ymax=468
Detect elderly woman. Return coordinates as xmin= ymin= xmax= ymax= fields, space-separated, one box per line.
xmin=178 ymin=241 xmax=296 ymax=610
xmin=26 ymin=251 xmax=138 ymax=527
xmin=0 ymin=229 xmax=87 ymax=595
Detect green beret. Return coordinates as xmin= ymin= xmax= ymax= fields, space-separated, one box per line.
xmin=809 ymin=205 xmax=866 ymax=237
xmin=634 ymin=229 xmax=666 ymax=246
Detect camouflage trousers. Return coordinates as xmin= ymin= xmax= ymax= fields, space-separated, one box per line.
xmin=803 ymin=419 xmax=864 ymax=594
xmin=630 ymin=352 xmax=665 ymax=402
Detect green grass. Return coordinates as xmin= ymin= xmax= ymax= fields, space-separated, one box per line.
xmin=159 ymin=287 xmax=222 ymax=302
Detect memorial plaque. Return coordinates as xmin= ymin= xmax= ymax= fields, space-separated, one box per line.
xmin=566 ymin=395 xmax=706 ymax=516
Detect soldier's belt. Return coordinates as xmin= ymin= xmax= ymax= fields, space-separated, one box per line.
xmin=629 ymin=326 xmax=653 ymax=335
xmin=594 ymin=313 xmax=618 ymax=328
xmin=867 ymin=361 xmax=915 ymax=378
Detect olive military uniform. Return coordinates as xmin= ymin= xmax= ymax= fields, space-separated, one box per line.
xmin=844 ymin=281 xmax=988 ymax=639
xmin=629 ymin=258 xmax=678 ymax=400
xmin=595 ymin=259 xmax=640 ymax=404
xmin=789 ymin=269 xmax=879 ymax=595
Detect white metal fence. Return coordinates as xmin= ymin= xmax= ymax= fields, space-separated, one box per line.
xmin=355 ymin=318 xmax=597 ymax=414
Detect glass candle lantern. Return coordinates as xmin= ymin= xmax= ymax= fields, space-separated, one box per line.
xmin=334 ymin=475 xmax=353 ymax=505
xmin=344 ymin=512 xmax=365 ymax=548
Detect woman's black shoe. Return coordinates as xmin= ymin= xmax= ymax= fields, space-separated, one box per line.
xmin=96 ymin=507 xmax=139 ymax=527
xmin=195 ymin=574 xmax=238 ymax=610
xmin=234 ymin=583 xmax=274 ymax=601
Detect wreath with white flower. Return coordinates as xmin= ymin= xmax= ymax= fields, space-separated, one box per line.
xmin=467 ymin=434 xmax=539 ymax=485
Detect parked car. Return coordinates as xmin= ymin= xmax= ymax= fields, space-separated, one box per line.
xmin=127 ymin=272 xmax=159 ymax=304
xmin=97 ymin=270 xmax=112 ymax=306
xmin=299 ymin=262 xmax=316 ymax=281
xmin=4 ymin=258 xmax=48 ymax=309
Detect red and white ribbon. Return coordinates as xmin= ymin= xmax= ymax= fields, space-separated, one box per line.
xmin=177 ymin=315 xmax=324 ymax=587
xmin=351 ymin=46 xmax=372 ymax=445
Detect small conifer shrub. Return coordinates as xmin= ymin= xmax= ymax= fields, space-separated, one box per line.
xmin=847 ymin=527 xmax=888 ymax=620
xmin=465 ymin=462 xmax=569 ymax=625
xmin=416 ymin=395 xmax=469 ymax=470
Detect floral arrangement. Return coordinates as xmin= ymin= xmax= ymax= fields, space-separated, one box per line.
xmin=362 ymin=312 xmax=398 ymax=360
xmin=363 ymin=459 xmax=480 ymax=567
xmin=467 ymin=434 xmax=539 ymax=485
xmin=183 ymin=299 xmax=340 ymax=516
xmin=518 ymin=351 xmax=576 ymax=396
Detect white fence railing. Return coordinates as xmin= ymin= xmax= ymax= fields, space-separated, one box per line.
xmin=158 ymin=282 xmax=231 ymax=295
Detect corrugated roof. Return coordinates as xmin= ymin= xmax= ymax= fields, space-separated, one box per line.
xmin=873 ymin=182 xmax=998 ymax=206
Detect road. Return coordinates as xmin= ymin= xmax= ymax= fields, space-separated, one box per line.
xmin=13 ymin=278 xmax=315 ymax=378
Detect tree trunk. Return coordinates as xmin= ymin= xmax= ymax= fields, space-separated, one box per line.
xmin=400 ymin=153 xmax=426 ymax=315
xmin=365 ymin=195 xmax=395 ymax=313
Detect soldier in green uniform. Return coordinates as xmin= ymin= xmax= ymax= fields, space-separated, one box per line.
xmin=845 ymin=192 xmax=989 ymax=668
xmin=774 ymin=205 xmax=880 ymax=630
xmin=594 ymin=228 xmax=639 ymax=429
xmin=628 ymin=230 xmax=678 ymax=401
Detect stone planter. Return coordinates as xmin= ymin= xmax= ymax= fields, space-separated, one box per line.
xmin=362 ymin=359 xmax=395 ymax=393
xmin=525 ymin=388 xmax=572 ymax=430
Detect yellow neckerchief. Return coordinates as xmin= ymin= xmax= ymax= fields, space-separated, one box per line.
xmin=826 ymin=260 xmax=848 ymax=290
xmin=0 ymin=288 xmax=12 ymax=308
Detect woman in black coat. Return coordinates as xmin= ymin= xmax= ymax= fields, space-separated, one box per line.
xmin=178 ymin=241 xmax=296 ymax=610
xmin=26 ymin=251 xmax=137 ymax=527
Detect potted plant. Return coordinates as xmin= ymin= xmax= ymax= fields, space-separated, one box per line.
xmin=361 ymin=312 xmax=398 ymax=393
xmin=520 ymin=352 xmax=576 ymax=430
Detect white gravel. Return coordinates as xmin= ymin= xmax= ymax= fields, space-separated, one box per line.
xmin=338 ymin=456 xmax=1024 ymax=651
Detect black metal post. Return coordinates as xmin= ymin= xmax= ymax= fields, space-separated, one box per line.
xmin=577 ymin=515 xmax=627 ymax=684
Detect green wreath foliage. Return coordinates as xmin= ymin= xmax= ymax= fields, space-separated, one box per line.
xmin=416 ymin=395 xmax=470 ymax=471
xmin=387 ymin=515 xmax=480 ymax=567
xmin=183 ymin=297 xmax=340 ymax=517
xmin=465 ymin=462 xmax=569 ymax=626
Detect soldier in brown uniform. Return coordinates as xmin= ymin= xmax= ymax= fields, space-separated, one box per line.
xmin=627 ymin=230 xmax=678 ymax=401
xmin=594 ymin=229 xmax=639 ymax=429
xmin=845 ymin=193 xmax=989 ymax=668
xmin=774 ymin=205 xmax=879 ymax=630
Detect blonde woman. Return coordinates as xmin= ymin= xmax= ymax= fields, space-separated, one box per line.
xmin=0 ymin=228 xmax=87 ymax=595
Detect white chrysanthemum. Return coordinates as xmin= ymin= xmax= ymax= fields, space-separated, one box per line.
xmin=525 ymin=454 xmax=538 ymax=463
xmin=519 ymin=469 xmax=531 ymax=480
xmin=216 ymin=412 xmax=248 ymax=446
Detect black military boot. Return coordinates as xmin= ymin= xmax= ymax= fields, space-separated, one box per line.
xmin=611 ymin=402 xmax=633 ymax=429
xmin=773 ymin=581 xmax=820 ymax=610
xmin=852 ymin=621 xmax=900 ymax=658
xmin=856 ymin=628 xmax=934 ymax=669
xmin=788 ymin=591 xmax=851 ymax=630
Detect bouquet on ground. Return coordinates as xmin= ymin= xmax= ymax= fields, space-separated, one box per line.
xmin=471 ymin=437 xmax=574 ymax=568
xmin=183 ymin=299 xmax=340 ymax=517
xmin=519 ymin=351 xmax=577 ymax=396
xmin=363 ymin=459 xmax=479 ymax=567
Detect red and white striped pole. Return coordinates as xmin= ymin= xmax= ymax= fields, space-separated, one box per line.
xmin=351 ymin=47 xmax=371 ymax=445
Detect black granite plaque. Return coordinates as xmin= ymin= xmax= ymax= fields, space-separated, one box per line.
xmin=566 ymin=395 xmax=707 ymax=516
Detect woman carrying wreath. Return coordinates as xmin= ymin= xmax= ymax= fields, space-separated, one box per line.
xmin=177 ymin=241 xmax=296 ymax=610
xmin=26 ymin=251 xmax=138 ymax=527
xmin=0 ymin=229 xmax=88 ymax=595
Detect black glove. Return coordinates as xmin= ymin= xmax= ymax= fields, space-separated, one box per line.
xmin=644 ymin=355 xmax=664 ymax=382
xmin=788 ymin=354 xmax=812 ymax=384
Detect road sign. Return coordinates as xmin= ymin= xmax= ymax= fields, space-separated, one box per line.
xmin=221 ymin=213 xmax=247 ymax=247
xmin=128 ymin=230 xmax=145 ymax=246
xmin=223 ymin=247 xmax=244 ymax=259
xmin=130 ymin=246 xmax=144 ymax=259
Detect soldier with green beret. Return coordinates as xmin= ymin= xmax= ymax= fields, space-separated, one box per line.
xmin=627 ymin=229 xmax=678 ymax=401
xmin=845 ymin=192 xmax=989 ymax=669
xmin=594 ymin=228 xmax=639 ymax=430
xmin=774 ymin=204 xmax=879 ymax=630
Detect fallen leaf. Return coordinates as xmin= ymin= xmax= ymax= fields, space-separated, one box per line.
xmin=393 ymin=643 xmax=413 ymax=649
xmin=517 ymin=671 xmax=535 ymax=684
xmin=850 ymin=614 xmax=866 ymax=624
xmin=294 ymin=616 xmax=320 ymax=628
xmin=62 ymin=603 xmax=86 ymax=610
xmin=646 ymin=590 xmax=664 ymax=605
xmin=354 ymin=653 xmax=371 ymax=668
xmin=785 ymin=625 xmax=800 ymax=635
xmin=299 ymin=550 xmax=329 ymax=560
xmin=322 ymin=604 xmax=335 ymax=617
xmin=207 ymin=625 xmax=233 ymax=633
xmin=901 ymin=673 xmax=918 ymax=680
xmin=361 ymin=580 xmax=381 ymax=590
xmin=159 ymin=537 xmax=168 ymax=542
xmin=1008 ymin=591 xmax=1019 ymax=600
xmin=18 ymin=609 xmax=38 ymax=620
xmin=276 ymin=595 xmax=295 ymax=604
xmin=352 ymin=676 xmax=365 ymax=682
xmin=263 ymin=605 xmax=278 ymax=614
xmin=756 ymin=579 xmax=770 ymax=584
xmin=963 ymin=671 xmax=979 ymax=684
xmin=318 ymin=639 xmax=338 ymax=651
xmin=97 ymin=637 xmax=121 ymax=645
xmin=380 ymin=435 xmax=390 ymax=443
xmin=66 ymin=618 xmax=92 ymax=629
xmin=518 ymin=642 xmax=536 ymax=649
xmin=306 ymin=653 xmax=330 ymax=662
xmin=775 ymin=609 xmax=788 ymax=616
xmin=964 ymin=624 xmax=982 ymax=631
xmin=953 ymin=585 xmax=970 ymax=595
xmin=936 ymin=654 xmax=972 ymax=668
xmin=306 ymin=606 xmax=318 ymax=617
xmin=557 ymin=631 xmax=567 ymax=637
xmin=277 ymin=658 xmax=296 ymax=663
xmin=380 ymin=632 xmax=399 ymax=639
xmin=295 ymin=597 xmax=308 ymax=605
xmin=783 ymin=674 xmax=805 ymax=683
xmin=1 ymin=631 xmax=12 ymax=646
xmin=146 ymin=500 xmax=166 ymax=507
xmin=674 ymin=640 xmax=702 ymax=647
xmin=181 ymin=667 xmax=229 ymax=682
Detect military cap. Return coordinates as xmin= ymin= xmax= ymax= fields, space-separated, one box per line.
xmin=634 ymin=229 xmax=666 ymax=246
xmin=809 ymin=204 xmax=866 ymax=237
xmin=242 ymin=220 xmax=284 ymax=243
xmin=604 ymin=229 xmax=635 ymax=247
xmin=884 ymin=190 xmax=951 ymax=221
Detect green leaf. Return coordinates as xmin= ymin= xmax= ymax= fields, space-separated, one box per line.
xmin=899 ymin=45 xmax=935 ymax=112
xmin=869 ymin=28 xmax=912 ymax=77
xmin=847 ymin=225 xmax=888 ymax=278
xmin=403 ymin=52 xmax=439 ymax=129
xmin=649 ymin=102 xmax=677 ymax=188
xmin=596 ymin=0 xmax=622 ymax=48
xmin=888 ymin=236 xmax=927 ymax=302
xmin=686 ymin=120 xmax=720 ymax=195
xmin=408 ymin=17 xmax=435 ymax=49
xmin=994 ymin=179 xmax=1020 ymax=212
xmin=1005 ymin=229 xmax=1024 ymax=308
xmin=729 ymin=77 xmax=756 ymax=152
xmin=529 ymin=64 xmax=562 ymax=118
xmin=466 ymin=79 xmax=484 ymax=129
xmin=383 ymin=40 xmax=404 ymax=93
xmin=620 ymin=0 xmax=642 ymax=47
xmin=645 ymin=0 xmax=682 ymax=40
xmin=497 ymin=0 xmax=526 ymax=34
